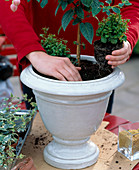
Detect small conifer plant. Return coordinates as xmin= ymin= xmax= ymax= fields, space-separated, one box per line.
xmin=96 ymin=13 xmax=130 ymax=45
xmin=94 ymin=0 xmax=131 ymax=75
xmin=40 ymin=27 xmax=71 ymax=58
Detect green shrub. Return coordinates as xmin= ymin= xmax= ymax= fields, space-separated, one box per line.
xmin=40 ymin=27 xmax=71 ymax=58
xmin=96 ymin=0 xmax=131 ymax=44
xmin=96 ymin=13 xmax=130 ymax=44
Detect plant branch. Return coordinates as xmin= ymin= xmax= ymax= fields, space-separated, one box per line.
xmin=76 ymin=0 xmax=81 ymax=66
xmin=72 ymin=1 xmax=78 ymax=8
xmin=76 ymin=22 xmax=81 ymax=66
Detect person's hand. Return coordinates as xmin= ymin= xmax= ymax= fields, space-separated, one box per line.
xmin=105 ymin=41 xmax=132 ymax=68
xmin=26 ymin=51 xmax=82 ymax=81
xmin=10 ymin=0 xmax=20 ymax=12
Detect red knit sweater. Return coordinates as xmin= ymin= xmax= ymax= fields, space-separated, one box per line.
xmin=0 ymin=0 xmax=139 ymax=66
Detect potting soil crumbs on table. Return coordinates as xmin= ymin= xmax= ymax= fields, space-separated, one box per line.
xmin=20 ymin=113 xmax=138 ymax=170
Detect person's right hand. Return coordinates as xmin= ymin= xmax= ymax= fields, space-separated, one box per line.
xmin=26 ymin=51 xmax=82 ymax=81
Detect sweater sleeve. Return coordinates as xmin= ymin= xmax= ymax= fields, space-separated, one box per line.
xmin=0 ymin=0 xmax=45 ymax=66
xmin=119 ymin=0 xmax=139 ymax=51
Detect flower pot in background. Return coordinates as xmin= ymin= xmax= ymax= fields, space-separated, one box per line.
xmin=11 ymin=157 xmax=36 ymax=170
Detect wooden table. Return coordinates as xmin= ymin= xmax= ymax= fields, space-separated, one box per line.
xmin=104 ymin=114 xmax=139 ymax=170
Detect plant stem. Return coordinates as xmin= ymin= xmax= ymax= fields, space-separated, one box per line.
xmin=76 ymin=0 xmax=82 ymax=66
xmin=76 ymin=22 xmax=81 ymax=66
xmin=76 ymin=0 xmax=81 ymax=66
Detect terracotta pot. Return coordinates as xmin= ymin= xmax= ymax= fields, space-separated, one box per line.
xmin=12 ymin=157 xmax=36 ymax=170
xmin=11 ymin=135 xmax=19 ymax=148
xmin=5 ymin=135 xmax=19 ymax=152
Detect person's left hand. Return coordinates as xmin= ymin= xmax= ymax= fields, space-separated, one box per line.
xmin=105 ymin=41 xmax=132 ymax=68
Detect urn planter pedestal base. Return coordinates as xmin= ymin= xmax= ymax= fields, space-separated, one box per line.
xmin=44 ymin=136 xmax=99 ymax=169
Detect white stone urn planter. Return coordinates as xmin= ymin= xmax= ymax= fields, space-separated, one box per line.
xmin=20 ymin=55 xmax=125 ymax=169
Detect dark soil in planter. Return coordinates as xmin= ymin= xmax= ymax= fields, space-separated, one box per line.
xmin=33 ymin=59 xmax=110 ymax=81
xmin=79 ymin=60 xmax=109 ymax=80
xmin=33 ymin=60 xmax=109 ymax=81
xmin=33 ymin=40 xmax=123 ymax=81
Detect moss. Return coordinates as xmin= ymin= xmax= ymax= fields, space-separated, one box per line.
xmin=119 ymin=129 xmax=139 ymax=154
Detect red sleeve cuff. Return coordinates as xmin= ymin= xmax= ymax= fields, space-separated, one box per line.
xmin=18 ymin=44 xmax=46 ymax=66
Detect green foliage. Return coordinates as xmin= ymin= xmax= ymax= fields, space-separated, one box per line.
xmin=101 ymin=0 xmax=131 ymax=16
xmin=80 ymin=23 xmax=94 ymax=44
xmin=40 ymin=27 xmax=71 ymax=58
xmin=91 ymin=0 xmax=101 ymax=17
xmin=30 ymin=0 xmax=131 ymax=63
xmin=96 ymin=0 xmax=131 ymax=44
xmin=55 ymin=0 xmax=131 ymax=45
xmin=96 ymin=13 xmax=130 ymax=44
xmin=62 ymin=9 xmax=74 ymax=31
xmin=58 ymin=0 xmax=97 ymax=44
xmin=27 ymin=0 xmax=48 ymax=8
xmin=0 ymin=94 xmax=37 ymax=169
xmin=81 ymin=0 xmax=93 ymax=7
xmin=25 ymin=0 xmax=131 ymax=45
xmin=40 ymin=0 xmax=48 ymax=8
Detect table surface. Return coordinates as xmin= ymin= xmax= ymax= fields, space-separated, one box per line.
xmin=104 ymin=113 xmax=139 ymax=170
xmin=21 ymin=112 xmax=138 ymax=170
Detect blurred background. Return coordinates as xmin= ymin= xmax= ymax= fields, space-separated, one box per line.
xmin=112 ymin=40 xmax=139 ymax=122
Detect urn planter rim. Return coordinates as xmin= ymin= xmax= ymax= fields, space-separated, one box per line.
xmin=20 ymin=55 xmax=125 ymax=95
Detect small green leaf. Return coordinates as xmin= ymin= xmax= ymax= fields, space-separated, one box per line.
xmin=91 ymin=0 xmax=101 ymax=16
xmin=3 ymin=135 xmax=11 ymax=143
xmin=81 ymin=0 xmax=93 ymax=7
xmin=99 ymin=2 xmax=104 ymax=6
xmin=80 ymin=22 xmax=94 ymax=44
xmin=106 ymin=10 xmax=110 ymax=16
xmin=40 ymin=0 xmax=48 ymax=8
xmin=75 ymin=6 xmax=84 ymax=19
xmin=124 ymin=2 xmax=132 ymax=6
xmin=73 ymin=41 xmax=77 ymax=45
xmin=123 ymin=36 xmax=127 ymax=41
xmin=112 ymin=7 xmax=120 ymax=14
xmin=101 ymin=37 xmax=107 ymax=43
xmin=58 ymin=26 xmax=62 ymax=34
xmin=118 ymin=3 xmax=124 ymax=8
xmin=82 ymin=43 xmax=86 ymax=49
xmin=62 ymin=9 xmax=74 ymax=31
xmin=111 ymin=39 xmax=118 ymax=44
xmin=55 ymin=2 xmax=62 ymax=16
xmin=61 ymin=1 xmax=68 ymax=10
xmin=105 ymin=0 xmax=112 ymax=4
xmin=92 ymin=7 xmax=101 ymax=16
